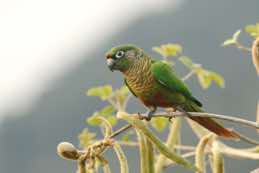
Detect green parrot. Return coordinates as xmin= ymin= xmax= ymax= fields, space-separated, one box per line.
xmin=105 ymin=44 xmax=238 ymax=139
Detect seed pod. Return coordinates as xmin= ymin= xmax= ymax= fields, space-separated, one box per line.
xmin=57 ymin=142 xmax=79 ymax=160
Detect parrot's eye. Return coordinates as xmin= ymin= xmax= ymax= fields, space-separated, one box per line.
xmin=115 ymin=51 xmax=125 ymax=59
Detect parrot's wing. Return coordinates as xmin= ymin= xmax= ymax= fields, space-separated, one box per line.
xmin=151 ymin=61 xmax=202 ymax=106
xmin=124 ymin=79 xmax=137 ymax=97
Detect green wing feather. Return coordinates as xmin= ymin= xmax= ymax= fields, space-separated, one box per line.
xmin=151 ymin=61 xmax=241 ymax=139
xmin=151 ymin=60 xmax=202 ymax=107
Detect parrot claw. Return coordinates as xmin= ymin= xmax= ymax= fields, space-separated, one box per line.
xmin=137 ymin=112 xmax=146 ymax=120
xmin=168 ymin=115 xmax=176 ymax=123
xmin=166 ymin=107 xmax=177 ymax=122
xmin=137 ymin=107 xmax=157 ymax=121
xmin=144 ymin=107 xmax=157 ymax=121
xmin=137 ymin=112 xmax=152 ymax=121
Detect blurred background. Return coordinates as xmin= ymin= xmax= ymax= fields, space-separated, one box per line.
xmin=0 ymin=0 xmax=258 ymax=172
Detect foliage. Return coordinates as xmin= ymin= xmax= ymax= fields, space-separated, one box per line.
xmin=179 ymin=56 xmax=225 ymax=89
xmin=78 ymin=128 xmax=96 ymax=148
xmin=245 ymin=23 xmax=259 ymax=38
xmin=153 ymin=43 xmax=182 ymax=57
xmin=87 ymin=85 xmax=113 ymax=101
xmin=223 ymin=22 xmax=259 ymax=74
xmin=222 ymin=30 xmax=241 ymax=47
xmin=87 ymin=105 xmax=117 ymax=126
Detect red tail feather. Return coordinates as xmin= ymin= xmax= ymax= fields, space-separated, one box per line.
xmin=189 ymin=116 xmax=239 ymax=139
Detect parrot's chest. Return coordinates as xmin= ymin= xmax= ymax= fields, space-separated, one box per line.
xmin=125 ymin=74 xmax=156 ymax=96
xmin=125 ymin=75 xmax=174 ymax=107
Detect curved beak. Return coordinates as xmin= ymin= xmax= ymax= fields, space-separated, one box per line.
xmin=106 ymin=54 xmax=115 ymax=71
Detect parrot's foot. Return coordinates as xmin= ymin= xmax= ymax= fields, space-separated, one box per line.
xmin=137 ymin=112 xmax=152 ymax=121
xmin=166 ymin=107 xmax=177 ymax=122
xmin=137 ymin=112 xmax=146 ymax=120
xmin=168 ymin=115 xmax=175 ymax=123
xmin=138 ymin=107 xmax=157 ymax=121
xmin=141 ymin=107 xmax=156 ymax=121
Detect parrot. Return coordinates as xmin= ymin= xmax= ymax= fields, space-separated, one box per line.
xmin=105 ymin=44 xmax=239 ymax=139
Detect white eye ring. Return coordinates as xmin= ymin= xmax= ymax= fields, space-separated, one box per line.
xmin=115 ymin=51 xmax=125 ymax=58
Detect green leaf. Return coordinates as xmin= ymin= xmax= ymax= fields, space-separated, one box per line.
xmin=87 ymin=105 xmax=117 ymax=126
xmin=222 ymin=30 xmax=241 ymax=47
xmin=118 ymin=85 xmax=130 ymax=95
xmin=222 ymin=39 xmax=236 ymax=46
xmin=179 ymin=56 xmax=193 ymax=69
xmin=151 ymin=117 xmax=168 ymax=132
xmin=152 ymin=43 xmax=182 ymax=57
xmin=245 ymin=23 xmax=259 ymax=38
xmin=106 ymin=116 xmax=117 ymax=126
xmin=196 ymin=69 xmax=212 ymax=89
xmin=78 ymin=128 xmax=96 ymax=148
xmin=209 ymin=71 xmax=225 ymax=88
xmin=87 ymin=114 xmax=102 ymax=126
xmin=196 ymin=69 xmax=225 ymax=89
xmin=100 ymin=105 xmax=115 ymax=116
xmin=86 ymin=85 xmax=113 ymax=100
xmin=179 ymin=56 xmax=225 ymax=89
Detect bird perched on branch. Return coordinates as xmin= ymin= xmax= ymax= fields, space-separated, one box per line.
xmin=105 ymin=44 xmax=239 ymax=139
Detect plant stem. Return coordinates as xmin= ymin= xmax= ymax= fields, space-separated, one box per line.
xmin=195 ymin=134 xmax=213 ymax=173
xmin=155 ymin=117 xmax=181 ymax=173
xmin=117 ymin=141 xmax=196 ymax=151
xmin=113 ymin=142 xmax=129 ymax=173
xmin=117 ymin=111 xmax=200 ymax=172
xmin=136 ymin=129 xmax=155 ymax=173
xmin=212 ymin=141 xmax=224 ymax=173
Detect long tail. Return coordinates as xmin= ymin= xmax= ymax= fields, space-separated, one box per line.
xmin=182 ymin=100 xmax=239 ymax=139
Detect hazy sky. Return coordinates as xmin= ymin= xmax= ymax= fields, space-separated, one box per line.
xmin=0 ymin=0 xmax=183 ymax=119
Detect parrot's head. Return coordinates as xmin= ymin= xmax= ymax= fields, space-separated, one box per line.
xmin=105 ymin=44 xmax=142 ymax=73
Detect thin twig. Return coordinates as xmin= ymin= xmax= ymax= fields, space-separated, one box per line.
xmin=235 ymin=41 xmax=252 ymax=52
xmin=236 ymin=132 xmax=259 ymax=145
xmin=109 ymin=124 xmax=132 ymax=138
xmin=220 ymin=143 xmax=259 ymax=160
xmin=133 ymin=111 xmax=259 ymax=129
xmin=182 ymin=70 xmax=196 ymax=81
